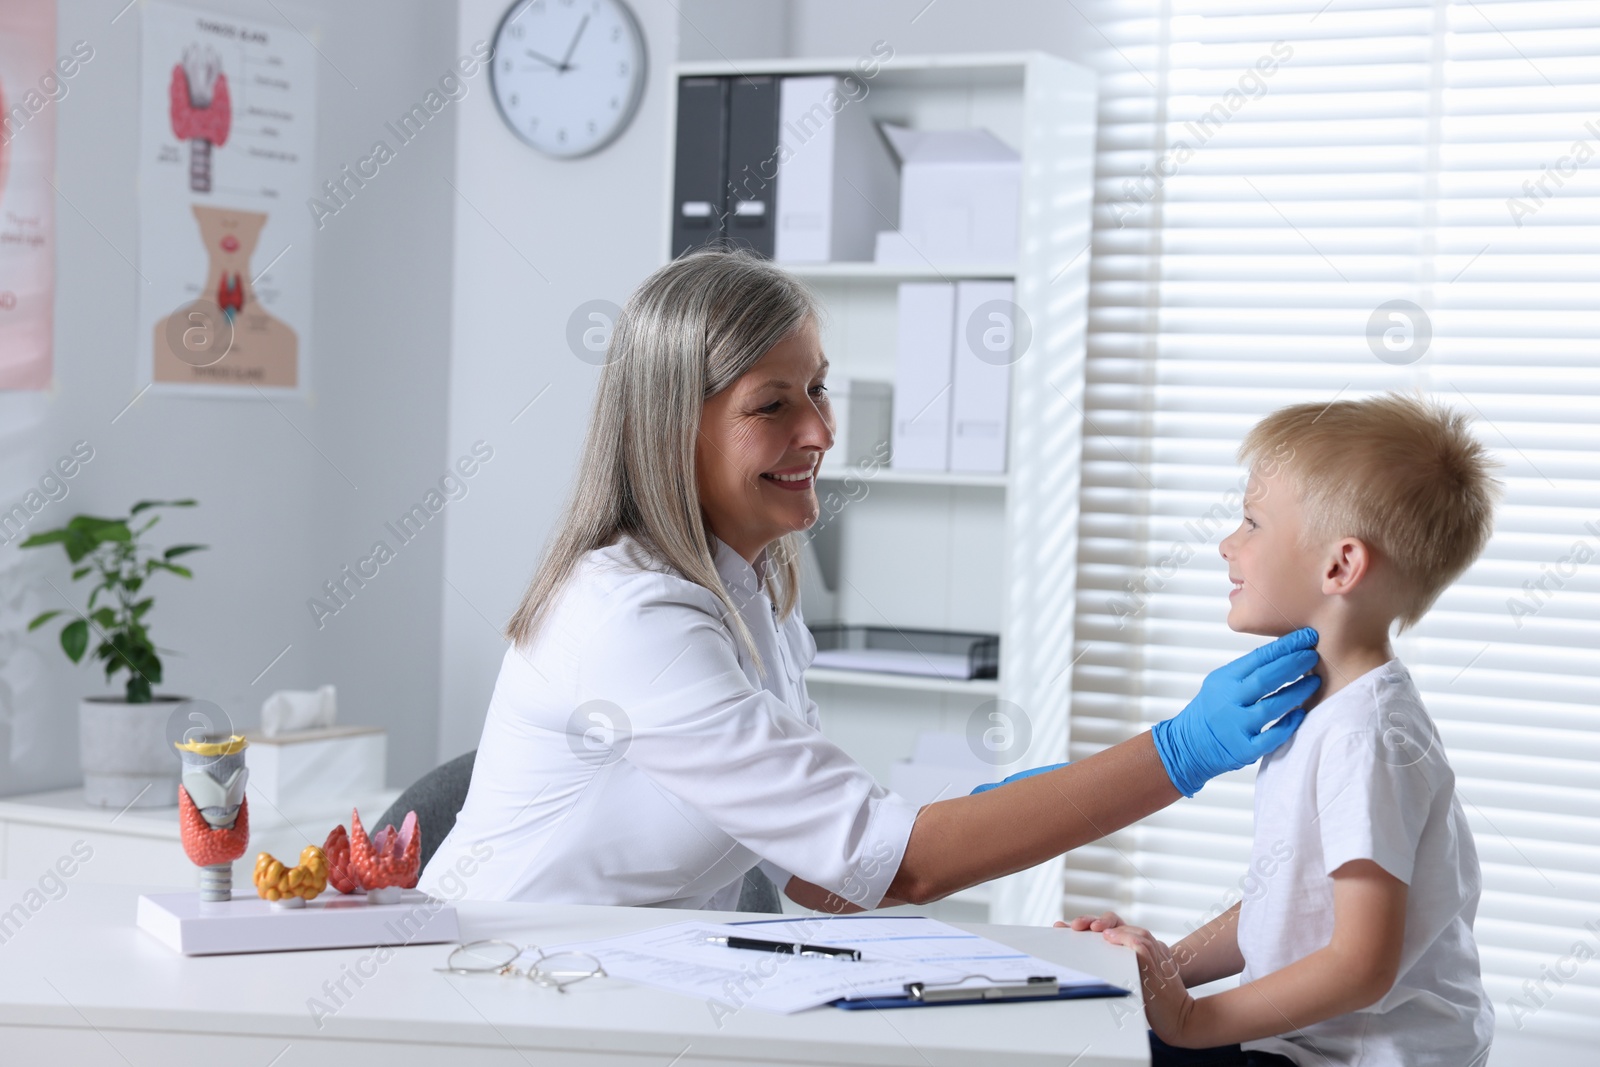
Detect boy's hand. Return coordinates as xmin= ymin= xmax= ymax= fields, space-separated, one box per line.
xmin=1102 ymin=924 xmax=1199 ymax=1046
xmin=1053 ymin=910 xmax=1125 ymax=933
xmin=1152 ymin=626 xmax=1321 ymax=796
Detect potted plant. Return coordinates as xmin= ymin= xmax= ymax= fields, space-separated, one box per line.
xmin=22 ymin=500 xmax=206 ymax=808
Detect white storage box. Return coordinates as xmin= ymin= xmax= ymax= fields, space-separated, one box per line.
xmin=874 ymin=124 xmax=1020 ymax=266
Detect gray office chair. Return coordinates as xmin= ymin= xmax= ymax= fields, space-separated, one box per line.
xmin=378 ymin=749 xmax=782 ymax=913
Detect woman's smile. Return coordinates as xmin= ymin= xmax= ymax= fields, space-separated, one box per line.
xmin=760 ymin=459 xmax=819 ymax=491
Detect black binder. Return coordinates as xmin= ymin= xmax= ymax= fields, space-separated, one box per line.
xmin=723 ymin=75 xmax=780 ymax=258
xmin=671 ymin=77 xmax=730 ymax=258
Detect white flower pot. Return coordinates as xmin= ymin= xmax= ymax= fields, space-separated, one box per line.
xmin=79 ymin=696 xmax=185 ymax=808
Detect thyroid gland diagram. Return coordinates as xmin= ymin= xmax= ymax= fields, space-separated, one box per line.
xmin=169 ymin=44 xmax=231 ymax=193
xmin=152 ymin=205 xmax=297 ymax=387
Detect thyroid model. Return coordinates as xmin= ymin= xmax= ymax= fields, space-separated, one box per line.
xmin=169 ymin=44 xmax=231 ymax=193
xmin=151 ymin=204 xmax=298 ymax=386
xmin=175 ymin=735 xmax=251 ymax=902
xmin=323 ymin=810 xmax=421 ymax=905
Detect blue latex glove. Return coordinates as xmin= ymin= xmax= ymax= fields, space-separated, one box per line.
xmin=1152 ymin=627 xmax=1320 ymax=797
xmin=970 ymin=763 xmax=1070 ymax=795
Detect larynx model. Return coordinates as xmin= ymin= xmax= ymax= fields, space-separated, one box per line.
xmin=175 ymin=734 xmax=250 ymax=901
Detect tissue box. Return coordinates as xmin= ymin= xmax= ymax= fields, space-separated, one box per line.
xmin=244 ymin=726 xmax=386 ymax=809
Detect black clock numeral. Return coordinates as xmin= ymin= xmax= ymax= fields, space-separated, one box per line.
xmin=611 ymin=26 xmax=621 ymax=41
xmin=508 ymin=22 xmax=524 ymax=39
xmin=529 ymin=117 xmax=539 ymax=129
xmin=509 ymin=93 xmax=520 ymax=108
xmin=610 ymin=96 xmax=619 ymax=109
xmin=618 ymin=61 xmax=629 ymax=75
xmin=587 ymin=119 xmax=597 ymax=133
xmin=558 ymin=128 xmax=567 ymax=142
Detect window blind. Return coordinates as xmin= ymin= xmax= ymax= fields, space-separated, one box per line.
xmin=1066 ymin=0 xmax=1600 ymax=1042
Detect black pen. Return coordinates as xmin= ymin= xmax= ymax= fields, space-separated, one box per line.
xmin=706 ymin=935 xmax=862 ymax=961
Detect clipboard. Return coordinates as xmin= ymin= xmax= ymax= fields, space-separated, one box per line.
xmin=832 ymin=978 xmax=1129 ymax=1011
xmin=727 ymin=915 xmax=1131 ymax=1012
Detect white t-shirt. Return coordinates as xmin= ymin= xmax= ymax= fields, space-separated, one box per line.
xmin=418 ymin=536 xmax=918 ymax=911
xmin=1238 ymin=659 xmax=1494 ymax=1066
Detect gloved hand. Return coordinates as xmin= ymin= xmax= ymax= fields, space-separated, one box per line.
xmin=970 ymin=763 xmax=1069 ymax=795
xmin=1152 ymin=627 xmax=1320 ymax=797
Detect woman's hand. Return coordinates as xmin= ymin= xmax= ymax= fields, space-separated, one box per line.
xmin=1151 ymin=627 xmax=1321 ymax=796
xmin=1101 ymin=923 xmax=1200 ymax=1047
xmin=1054 ymin=910 xmax=1125 ymax=933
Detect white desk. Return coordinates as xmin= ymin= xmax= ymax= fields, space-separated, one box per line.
xmin=0 ymin=786 xmax=400 ymax=892
xmin=0 ymin=879 xmax=1150 ymax=1066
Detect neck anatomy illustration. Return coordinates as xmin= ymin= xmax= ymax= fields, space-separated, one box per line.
xmin=169 ymin=44 xmax=231 ymax=192
xmin=151 ymin=204 xmax=299 ymax=387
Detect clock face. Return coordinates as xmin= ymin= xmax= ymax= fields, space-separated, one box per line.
xmin=490 ymin=0 xmax=647 ymax=159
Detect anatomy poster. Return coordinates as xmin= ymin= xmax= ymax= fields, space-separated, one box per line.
xmin=0 ymin=0 xmax=57 ymax=390
xmin=139 ymin=2 xmax=314 ymax=395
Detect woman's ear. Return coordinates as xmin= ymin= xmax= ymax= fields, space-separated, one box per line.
xmin=1321 ymin=537 xmax=1372 ymax=596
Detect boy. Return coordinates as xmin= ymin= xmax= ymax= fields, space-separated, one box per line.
xmin=1067 ymin=394 xmax=1499 ymax=1066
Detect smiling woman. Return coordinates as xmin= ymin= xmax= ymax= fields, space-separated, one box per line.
xmin=418 ymin=247 xmax=1322 ymax=914
xmin=695 ymin=318 xmax=832 ymax=566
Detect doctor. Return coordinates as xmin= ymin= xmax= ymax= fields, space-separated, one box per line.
xmin=420 ymin=249 xmax=1319 ymax=913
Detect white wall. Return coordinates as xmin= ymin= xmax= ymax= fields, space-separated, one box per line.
xmin=786 ymin=0 xmax=1090 ymax=62
xmin=435 ymin=0 xmax=680 ymax=759
xmin=0 ymin=0 xmax=458 ymax=796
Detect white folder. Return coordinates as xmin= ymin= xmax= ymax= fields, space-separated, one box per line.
xmin=891 ymin=283 xmax=955 ymax=471
xmin=950 ymin=281 xmax=1014 ymax=473
xmin=775 ymin=76 xmax=899 ymax=263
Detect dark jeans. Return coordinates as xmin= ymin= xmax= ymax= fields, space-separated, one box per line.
xmin=1149 ymin=1032 xmax=1299 ymax=1067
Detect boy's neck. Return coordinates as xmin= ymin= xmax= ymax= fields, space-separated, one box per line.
xmin=1303 ymin=617 xmax=1395 ymax=707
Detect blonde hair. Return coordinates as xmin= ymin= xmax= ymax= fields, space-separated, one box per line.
xmin=1239 ymin=392 xmax=1501 ymax=630
xmin=505 ymin=248 xmax=820 ymax=663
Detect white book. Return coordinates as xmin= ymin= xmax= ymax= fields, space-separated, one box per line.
xmin=950 ymin=280 xmax=1014 ymax=473
xmin=891 ymin=283 xmax=955 ymax=471
xmin=774 ymin=76 xmax=899 ymax=263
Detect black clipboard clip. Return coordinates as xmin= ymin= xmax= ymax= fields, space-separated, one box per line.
xmin=903 ymin=974 xmax=1061 ymax=1003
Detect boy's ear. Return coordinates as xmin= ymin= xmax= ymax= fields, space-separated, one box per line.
xmin=1320 ymin=537 xmax=1372 ymax=596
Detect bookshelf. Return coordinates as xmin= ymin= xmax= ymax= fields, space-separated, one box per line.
xmin=666 ymin=52 xmax=1097 ymax=926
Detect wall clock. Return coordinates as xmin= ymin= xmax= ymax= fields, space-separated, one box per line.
xmin=490 ymin=0 xmax=647 ymax=158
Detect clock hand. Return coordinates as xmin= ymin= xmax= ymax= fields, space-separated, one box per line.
xmin=557 ymin=14 xmax=590 ymax=72
xmin=524 ymin=47 xmax=567 ymax=70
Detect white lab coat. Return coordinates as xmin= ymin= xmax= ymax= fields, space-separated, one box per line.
xmin=419 ymin=536 xmax=919 ymax=911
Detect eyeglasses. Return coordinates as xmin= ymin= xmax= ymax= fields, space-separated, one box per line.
xmin=436 ymin=939 xmax=607 ymax=992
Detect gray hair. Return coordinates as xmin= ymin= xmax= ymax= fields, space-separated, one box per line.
xmin=505 ymin=248 xmax=822 ymax=666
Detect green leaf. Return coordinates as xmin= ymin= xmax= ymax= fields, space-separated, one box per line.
xmin=27 ymin=610 xmax=63 ymax=632
xmin=91 ymin=521 xmax=132 ymax=543
xmin=125 ymin=675 xmax=152 ymax=703
xmin=90 ymin=608 xmax=116 ymax=630
xmin=60 ymin=619 xmax=88 ymax=663
xmin=131 ymin=598 xmax=154 ymax=620
xmin=151 ymin=561 xmax=193 ymax=579
xmin=17 ymin=529 xmax=69 ymax=548
xmin=70 ymin=565 xmax=93 ymax=580
xmin=64 ymin=531 xmax=96 ymax=564
xmin=163 ymin=544 xmax=207 ymax=560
